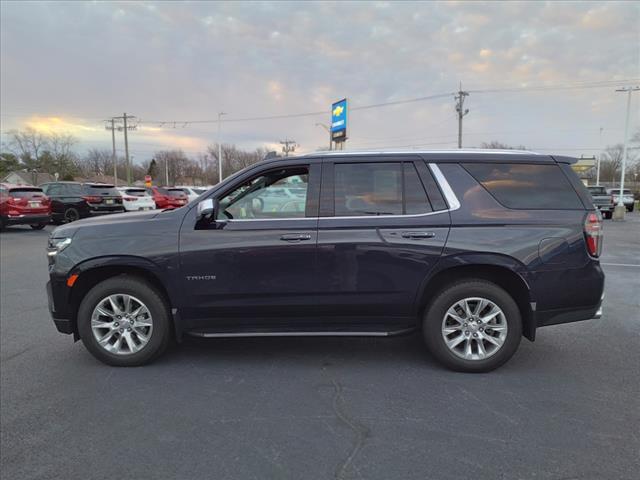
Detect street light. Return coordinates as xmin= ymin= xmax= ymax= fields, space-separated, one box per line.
xmin=613 ymin=86 xmax=640 ymax=221
xmin=217 ymin=112 xmax=227 ymax=184
xmin=315 ymin=123 xmax=332 ymax=151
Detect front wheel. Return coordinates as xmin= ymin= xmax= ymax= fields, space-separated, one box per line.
xmin=77 ymin=276 xmax=171 ymax=366
xmin=423 ymin=280 xmax=522 ymax=372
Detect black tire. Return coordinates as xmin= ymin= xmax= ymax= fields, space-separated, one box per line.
xmin=77 ymin=276 xmax=172 ymax=366
xmin=30 ymin=223 xmax=47 ymax=230
xmin=603 ymin=211 xmax=612 ymax=220
xmin=627 ymin=205 xmax=634 ymax=213
xmin=422 ymin=279 xmax=522 ymax=373
xmin=64 ymin=207 xmax=80 ymax=223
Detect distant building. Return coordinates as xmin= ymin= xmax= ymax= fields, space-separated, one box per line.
xmin=2 ymin=170 xmax=55 ymax=186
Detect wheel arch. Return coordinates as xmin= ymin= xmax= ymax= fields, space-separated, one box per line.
xmin=416 ymin=256 xmax=536 ymax=341
xmin=68 ymin=256 xmax=181 ymax=341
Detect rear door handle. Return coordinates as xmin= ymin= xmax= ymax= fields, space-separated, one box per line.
xmin=401 ymin=231 xmax=436 ymax=239
xmin=280 ymin=233 xmax=312 ymax=242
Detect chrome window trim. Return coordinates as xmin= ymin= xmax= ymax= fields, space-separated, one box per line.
xmin=221 ymin=162 xmax=460 ymax=222
xmin=428 ymin=163 xmax=461 ymax=211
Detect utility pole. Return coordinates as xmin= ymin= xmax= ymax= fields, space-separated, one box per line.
xmin=596 ymin=127 xmax=603 ymax=186
xmin=280 ymin=139 xmax=297 ymax=157
xmin=105 ymin=119 xmax=118 ymax=186
xmin=165 ymin=155 xmax=169 ymax=186
xmin=110 ymin=113 xmax=136 ymax=185
xmin=217 ymin=112 xmax=227 ymax=184
xmin=613 ymin=86 xmax=639 ymax=221
xmin=122 ymin=113 xmax=131 ymax=185
xmin=455 ymin=83 xmax=469 ymax=148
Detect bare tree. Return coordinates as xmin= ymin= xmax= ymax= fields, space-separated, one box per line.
xmin=481 ymin=141 xmax=527 ymax=150
xmin=7 ymin=127 xmax=49 ymax=169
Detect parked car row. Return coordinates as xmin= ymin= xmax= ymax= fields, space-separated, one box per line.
xmin=1 ymin=181 xmax=209 ymax=230
xmin=586 ymin=186 xmax=636 ymax=218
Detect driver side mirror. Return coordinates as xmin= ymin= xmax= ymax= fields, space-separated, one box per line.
xmin=197 ymin=198 xmax=218 ymax=219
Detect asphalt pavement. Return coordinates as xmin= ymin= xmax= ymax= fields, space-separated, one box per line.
xmin=1 ymin=214 xmax=639 ymax=480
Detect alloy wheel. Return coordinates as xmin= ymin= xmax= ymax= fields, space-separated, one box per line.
xmin=441 ymin=297 xmax=508 ymax=361
xmin=91 ymin=294 xmax=153 ymax=355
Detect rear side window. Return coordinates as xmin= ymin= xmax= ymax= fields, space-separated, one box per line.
xmin=62 ymin=184 xmax=85 ymax=195
xmin=167 ymin=188 xmax=186 ymax=197
xmin=462 ymin=163 xmax=583 ymax=210
xmin=333 ymin=162 xmax=435 ymax=216
xmin=335 ymin=163 xmax=403 ymax=216
xmin=404 ymin=163 xmax=432 ymax=214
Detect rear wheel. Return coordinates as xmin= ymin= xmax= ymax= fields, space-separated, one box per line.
xmin=603 ymin=211 xmax=612 ymax=219
xmin=423 ymin=280 xmax=522 ymax=372
xmin=64 ymin=207 xmax=79 ymax=223
xmin=77 ymin=276 xmax=171 ymax=366
xmin=627 ymin=205 xmax=634 ymax=212
xmin=30 ymin=223 xmax=47 ymax=230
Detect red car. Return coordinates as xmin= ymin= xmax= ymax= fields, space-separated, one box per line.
xmin=0 ymin=183 xmax=51 ymax=230
xmin=146 ymin=186 xmax=189 ymax=209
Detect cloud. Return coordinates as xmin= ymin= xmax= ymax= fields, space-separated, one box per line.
xmin=1 ymin=1 xmax=638 ymax=160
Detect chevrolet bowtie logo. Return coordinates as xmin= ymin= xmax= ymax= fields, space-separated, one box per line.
xmin=333 ymin=105 xmax=344 ymax=117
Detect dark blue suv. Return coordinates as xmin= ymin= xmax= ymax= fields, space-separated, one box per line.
xmin=46 ymin=150 xmax=604 ymax=372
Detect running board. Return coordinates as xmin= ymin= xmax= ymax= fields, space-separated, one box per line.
xmin=186 ymin=328 xmax=415 ymax=338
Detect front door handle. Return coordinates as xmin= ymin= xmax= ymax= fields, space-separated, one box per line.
xmin=280 ymin=233 xmax=312 ymax=242
xmin=401 ymin=231 xmax=436 ymax=239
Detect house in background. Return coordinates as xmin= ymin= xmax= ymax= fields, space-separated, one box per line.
xmin=2 ymin=170 xmax=55 ymax=186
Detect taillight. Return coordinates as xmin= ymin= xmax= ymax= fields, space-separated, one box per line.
xmin=83 ymin=195 xmax=103 ymax=203
xmin=584 ymin=212 xmax=603 ymax=258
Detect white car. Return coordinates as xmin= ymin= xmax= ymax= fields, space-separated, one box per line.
xmin=116 ymin=187 xmax=157 ymax=212
xmin=175 ymin=186 xmax=209 ymax=202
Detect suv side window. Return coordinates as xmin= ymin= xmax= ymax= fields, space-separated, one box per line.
xmin=218 ymin=166 xmax=309 ymax=220
xmin=333 ymin=162 xmax=435 ymax=216
xmin=404 ymin=163 xmax=433 ymax=214
xmin=46 ymin=184 xmax=62 ymax=196
xmin=335 ymin=163 xmax=403 ymax=216
xmin=462 ymin=163 xmax=583 ymax=210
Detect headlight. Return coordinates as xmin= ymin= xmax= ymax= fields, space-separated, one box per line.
xmin=47 ymin=237 xmax=72 ymax=257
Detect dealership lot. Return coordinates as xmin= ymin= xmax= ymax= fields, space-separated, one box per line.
xmin=1 ymin=216 xmax=639 ymax=479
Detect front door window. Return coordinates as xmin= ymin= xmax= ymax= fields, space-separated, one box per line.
xmin=217 ymin=167 xmax=309 ymax=220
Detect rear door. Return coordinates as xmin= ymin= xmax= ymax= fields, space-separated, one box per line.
xmin=315 ymin=156 xmax=451 ymax=327
xmin=178 ymin=161 xmax=321 ymax=330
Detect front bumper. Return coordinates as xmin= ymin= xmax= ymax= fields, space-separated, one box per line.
xmin=47 ymin=279 xmax=75 ymax=335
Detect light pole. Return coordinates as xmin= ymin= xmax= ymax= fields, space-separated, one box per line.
xmin=315 ymin=123 xmax=332 ymax=151
xmin=596 ymin=127 xmax=603 ymax=186
xmin=217 ymin=112 xmax=227 ymax=184
xmin=613 ymin=86 xmax=639 ymax=220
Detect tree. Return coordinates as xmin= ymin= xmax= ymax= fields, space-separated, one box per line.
xmin=481 ymin=141 xmax=527 ymax=150
xmin=0 ymin=152 xmax=21 ymax=177
xmin=7 ymin=127 xmax=49 ymax=169
xmin=147 ymin=159 xmax=158 ymax=178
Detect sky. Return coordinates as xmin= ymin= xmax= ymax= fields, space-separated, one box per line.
xmin=1 ymin=0 xmax=639 ymax=163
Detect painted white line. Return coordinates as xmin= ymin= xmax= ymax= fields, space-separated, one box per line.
xmin=601 ymin=263 xmax=640 ymax=267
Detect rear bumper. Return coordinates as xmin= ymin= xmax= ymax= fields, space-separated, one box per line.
xmin=88 ymin=207 xmax=125 ymax=216
xmin=1 ymin=213 xmax=50 ymax=225
xmin=535 ymin=292 xmax=604 ymax=328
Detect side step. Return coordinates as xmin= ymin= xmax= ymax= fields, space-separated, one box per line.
xmin=186 ymin=327 xmax=415 ymax=339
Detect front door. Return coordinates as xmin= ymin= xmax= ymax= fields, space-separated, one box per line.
xmin=178 ymin=162 xmax=321 ymax=330
xmin=315 ymin=157 xmax=451 ymax=327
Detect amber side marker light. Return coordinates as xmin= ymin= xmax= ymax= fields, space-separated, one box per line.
xmin=66 ymin=274 xmax=79 ymax=287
